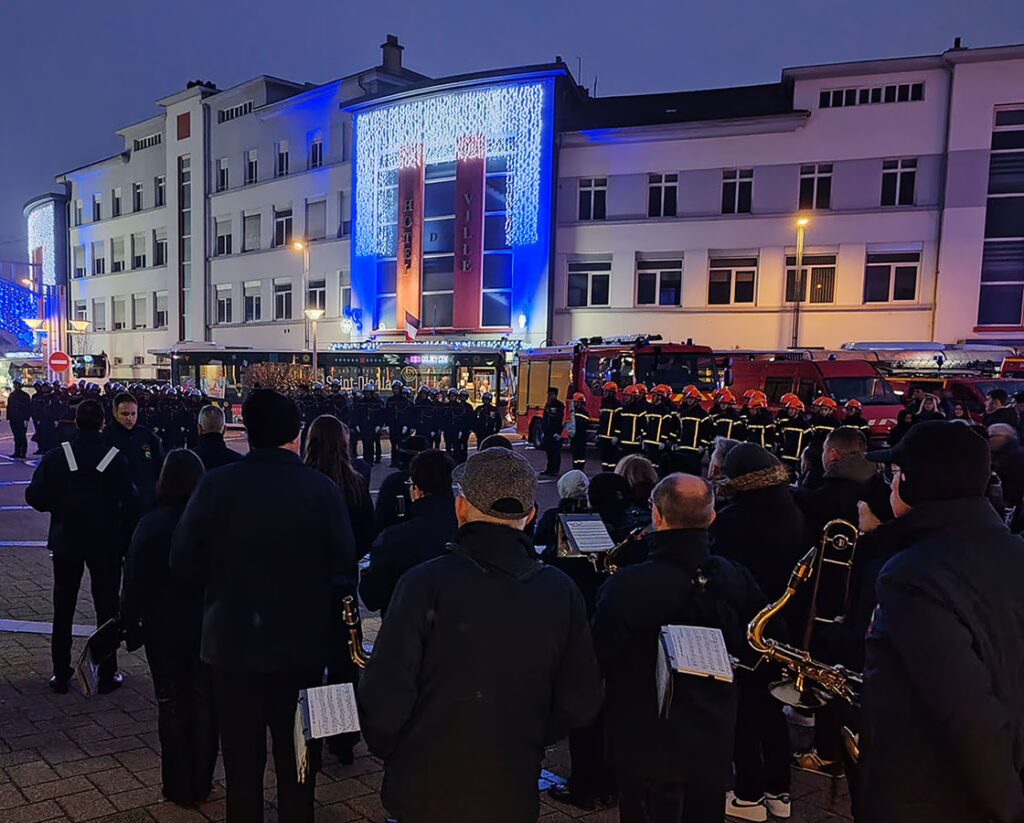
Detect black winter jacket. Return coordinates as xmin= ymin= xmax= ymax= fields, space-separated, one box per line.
xmin=104 ymin=421 xmax=165 ymax=508
xmin=860 ymin=497 xmax=1024 ymax=823
xmin=358 ymin=521 xmax=602 ymax=823
xmin=6 ymin=387 xmax=31 ymax=424
xmin=193 ymin=432 xmax=243 ymax=471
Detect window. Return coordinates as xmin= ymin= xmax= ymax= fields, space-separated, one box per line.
xmin=864 ymin=252 xmax=920 ymax=302
xmin=113 ymin=298 xmax=127 ymax=330
xmin=707 ymin=256 xmax=758 ymax=305
xmin=215 ymin=219 xmax=232 ymax=256
xmin=91 ymin=241 xmax=105 ymax=275
xmin=377 ymin=261 xmax=397 ymax=330
xmin=309 ymin=135 xmax=323 ymax=169
xmin=74 ymin=199 xmax=82 ymax=225
xmin=273 ymin=208 xmax=293 ymax=247
xmin=133 ymin=295 xmax=148 ymax=329
xmin=133 ymin=132 xmax=161 ymax=151
xmin=275 ymin=141 xmax=289 ymax=177
xmin=819 ymin=82 xmax=924 ymax=108
xmin=154 ymin=175 xmax=165 ymax=207
xmin=132 ymin=181 xmax=144 ymax=212
xmin=273 ymin=280 xmax=292 ymax=320
xmin=881 ymin=159 xmax=917 ymax=206
xmin=306 ymin=200 xmax=326 ymax=241
xmin=244 ymin=281 xmax=262 ymax=322
xmin=635 ymin=257 xmax=682 ymax=306
xmin=92 ymin=194 xmax=101 ymax=221
xmin=216 ymin=285 xmax=233 ymax=324
xmin=72 ymin=246 xmax=85 ymax=278
xmin=153 ymin=228 xmax=167 ymax=266
xmin=785 ymin=254 xmax=837 ymax=304
xmin=578 ymin=178 xmax=607 ymax=221
xmin=245 ymin=149 xmax=258 ymax=185
xmin=154 ymin=291 xmax=168 ymax=328
xmin=482 ymin=253 xmax=513 ymax=327
xmin=131 ymin=232 xmax=147 ymax=268
xmin=111 ymin=187 xmax=122 ymax=217
xmin=177 ymin=112 xmax=190 ymax=140
xmin=307 ymin=278 xmax=326 ymax=312
xmin=722 ymin=169 xmax=753 ymax=214
xmin=243 ymin=213 xmax=260 ymax=252
xmin=422 ymin=256 xmax=454 ymax=329
xmin=648 ymin=173 xmax=678 ymax=218
xmin=799 ymin=164 xmax=832 ymax=210
xmin=338 ymin=191 xmax=351 ymax=238
xmin=111 ymin=237 xmax=126 ymax=272
xmin=216 ymin=158 xmax=229 ymax=192
xmin=568 ymin=259 xmax=611 ymax=307
xmin=218 ymin=100 xmax=253 ymax=123
xmin=179 ymin=155 xmax=191 ymax=338
xmin=339 ymin=271 xmax=352 ymax=318
xmin=73 ymin=300 xmax=87 ymax=322
xmin=92 ymin=299 xmax=106 ymax=331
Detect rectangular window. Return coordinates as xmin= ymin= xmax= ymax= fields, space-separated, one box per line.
xmin=635 ymin=258 xmax=682 ymax=306
xmin=722 ymin=169 xmax=753 ymax=214
xmin=578 ymin=178 xmax=607 ymax=221
xmin=216 ymin=159 xmax=229 ymax=192
xmin=275 ymin=141 xmax=289 ymax=177
xmin=133 ymin=132 xmax=161 ymax=151
xmin=482 ymin=253 xmax=513 ymax=327
xmin=568 ymin=259 xmax=612 ymax=307
xmin=92 ymin=194 xmax=101 ymax=221
xmin=73 ymin=300 xmax=87 ymax=322
xmin=881 ymin=158 xmax=917 ymax=206
xmin=153 ymin=228 xmax=167 ymax=266
xmin=91 ymin=241 xmax=105 ymax=275
xmin=863 ymin=252 xmax=920 ymax=302
xmin=273 ymin=279 xmax=292 ymax=320
xmin=177 ymin=112 xmax=190 ymax=139
xmin=820 ymin=82 xmax=924 ymax=107
xmin=132 ymin=181 xmax=144 ymax=212
xmin=73 ymin=246 xmax=85 ymax=278
xmin=648 ymin=173 xmax=678 ymax=218
xmin=245 ymin=149 xmax=258 ymax=185
xmin=215 ymin=219 xmax=232 ymax=256
xmin=74 ymin=199 xmax=82 ymax=225
xmin=421 ymin=256 xmax=455 ymax=328
xmin=216 ymin=285 xmax=233 ymax=324
xmin=307 ymin=278 xmax=326 ymax=312
xmin=306 ymin=200 xmax=327 ymax=241
xmin=377 ymin=261 xmax=397 ymax=330
xmin=111 ymin=237 xmax=126 ymax=272
xmin=309 ymin=136 xmax=323 ymax=169
xmin=339 ymin=271 xmax=352 ymax=318
xmin=785 ymin=254 xmax=837 ymax=304
xmin=799 ymin=163 xmax=832 ymax=210
xmin=154 ymin=291 xmax=168 ymax=328
xmin=273 ymin=208 xmax=293 ymax=247
xmin=243 ymin=213 xmax=261 ymax=252
xmin=131 ymin=232 xmax=147 ymax=269
xmin=338 ymin=190 xmax=351 ymax=238
xmin=113 ymin=298 xmax=127 ymax=330
xmin=92 ymin=299 xmax=106 ymax=331
xmin=133 ymin=294 xmax=148 ymax=329
xmin=154 ymin=175 xmax=166 ymax=207
xmin=111 ymin=187 xmax=122 ymax=217
xmin=707 ymin=256 xmax=758 ymax=305
xmin=978 ymin=237 xmax=1024 ymax=325
xmin=218 ymin=100 xmax=253 ymax=123
xmin=244 ymin=281 xmax=262 ymax=322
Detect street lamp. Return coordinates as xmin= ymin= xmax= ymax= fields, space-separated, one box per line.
xmin=304 ymin=307 xmax=325 ymax=381
xmin=791 ymin=216 xmax=810 ymax=349
xmin=292 ymin=240 xmax=311 ymax=348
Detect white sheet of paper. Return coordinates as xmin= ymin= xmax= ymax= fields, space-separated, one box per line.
xmin=564 ymin=519 xmax=615 ymax=553
xmin=663 ymin=625 xmax=734 ymax=682
xmin=306 ymin=683 xmax=361 ymax=738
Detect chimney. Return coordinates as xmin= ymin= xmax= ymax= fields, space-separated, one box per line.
xmin=952 ymin=36 xmax=964 ymax=50
xmin=381 ymin=34 xmax=404 ymax=72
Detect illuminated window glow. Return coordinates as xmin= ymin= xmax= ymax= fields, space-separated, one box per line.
xmin=26 ymin=202 xmax=56 ymax=286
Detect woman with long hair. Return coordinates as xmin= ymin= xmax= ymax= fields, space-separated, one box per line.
xmin=121 ymin=449 xmax=217 ymax=807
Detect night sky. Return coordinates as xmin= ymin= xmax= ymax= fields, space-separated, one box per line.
xmin=1 ymin=0 xmax=1021 ymax=257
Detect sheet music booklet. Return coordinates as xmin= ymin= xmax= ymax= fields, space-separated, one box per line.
xmin=557 ymin=514 xmax=615 ymax=554
xmin=655 ymin=625 xmax=734 ymax=717
xmin=294 ymin=683 xmax=361 ymax=783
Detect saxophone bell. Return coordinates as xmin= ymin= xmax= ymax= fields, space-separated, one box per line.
xmin=342 ymin=595 xmax=372 ymax=669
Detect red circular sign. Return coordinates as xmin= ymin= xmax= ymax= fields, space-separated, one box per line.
xmin=48 ymin=351 xmax=71 ymax=373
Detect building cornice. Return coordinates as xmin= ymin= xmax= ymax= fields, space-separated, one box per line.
xmin=563 ymin=111 xmax=810 ymax=145
xmin=55 ymin=152 xmax=129 ymax=183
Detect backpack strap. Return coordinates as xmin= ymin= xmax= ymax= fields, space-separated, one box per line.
xmin=61 ymin=442 xmax=78 ymax=473
xmin=96 ymin=447 xmax=119 ymax=473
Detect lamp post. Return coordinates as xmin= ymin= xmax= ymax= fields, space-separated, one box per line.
xmin=791 ymin=216 xmax=810 ymax=349
xmin=292 ymin=240 xmax=310 ymax=348
xmin=68 ymin=320 xmax=92 ymax=356
xmin=304 ymin=307 xmax=325 ymax=382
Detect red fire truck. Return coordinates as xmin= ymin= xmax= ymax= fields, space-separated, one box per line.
xmin=514 ymin=336 xmax=718 ymax=445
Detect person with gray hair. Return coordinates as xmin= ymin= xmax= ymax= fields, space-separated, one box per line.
xmin=988 ymin=422 xmax=1024 ymax=531
xmin=193 ymin=405 xmax=242 ymax=470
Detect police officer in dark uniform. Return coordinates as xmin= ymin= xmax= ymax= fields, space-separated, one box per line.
xmin=104 ymin=392 xmax=166 ymax=510
xmin=540 ymin=387 xmax=565 ymax=477
xmin=450 ymin=389 xmax=474 ymax=464
xmin=30 ymin=381 xmax=55 ymax=454
xmin=569 ymin=392 xmax=592 ymax=471
xmin=362 ymin=383 xmax=385 ymax=464
xmin=442 ymin=388 xmax=460 ymax=456
xmin=385 ymin=380 xmax=410 ymax=467
xmin=596 ymin=382 xmax=622 ymax=471
xmin=474 ymin=391 xmax=502 ymax=445
xmin=7 ymin=378 xmax=32 ymax=459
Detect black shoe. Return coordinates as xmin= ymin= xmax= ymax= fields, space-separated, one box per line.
xmin=48 ymin=673 xmax=71 ymax=694
xmin=546 ymin=784 xmax=595 ymax=811
xmin=97 ymin=673 xmax=124 ymax=694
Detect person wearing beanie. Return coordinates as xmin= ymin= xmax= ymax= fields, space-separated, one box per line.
xmin=711 ymin=443 xmax=805 ymax=822
xmin=534 ymin=470 xmax=591 ymax=551
xmin=171 ymin=389 xmax=357 ymax=821
xmin=859 ymin=421 xmax=1024 ymax=823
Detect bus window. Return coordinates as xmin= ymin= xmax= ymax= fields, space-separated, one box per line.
xmin=764 ymin=376 xmax=793 ymax=404
xmin=797 ymin=379 xmax=818 ymax=405
xmin=525 ymin=360 xmax=550 ymax=409
xmin=549 ymin=359 xmax=572 ymax=401
xmin=199 ymin=365 xmax=228 ymax=400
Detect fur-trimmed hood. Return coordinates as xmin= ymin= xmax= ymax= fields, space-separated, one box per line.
xmin=716 ymin=463 xmax=791 ymax=497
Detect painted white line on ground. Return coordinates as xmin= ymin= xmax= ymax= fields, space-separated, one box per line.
xmin=0 ymin=480 xmax=30 ymax=486
xmin=0 ymin=505 xmax=32 ymax=511
xmin=0 ymin=541 xmax=47 ymax=547
xmin=0 ymin=619 xmax=93 ymax=637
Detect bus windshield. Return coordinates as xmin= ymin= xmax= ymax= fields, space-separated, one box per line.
xmin=72 ymin=354 xmax=108 ymax=380
xmin=635 ymin=353 xmax=717 ymax=391
xmin=824 ymin=376 xmax=899 ymax=405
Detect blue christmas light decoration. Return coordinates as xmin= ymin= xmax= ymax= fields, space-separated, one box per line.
xmin=0 ymin=280 xmax=39 ymax=349
xmin=26 ymin=202 xmax=56 ymax=286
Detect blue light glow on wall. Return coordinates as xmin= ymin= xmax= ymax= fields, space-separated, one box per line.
xmin=0 ymin=280 xmax=39 ymax=349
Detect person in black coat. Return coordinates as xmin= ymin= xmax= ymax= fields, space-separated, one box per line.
xmin=360 ymin=449 xmax=456 ymax=616
xmin=6 ymin=379 xmax=32 ymax=459
xmin=539 ymin=387 xmax=566 ymax=477
xmin=192 ymin=405 xmax=243 ymax=470
xmin=983 ymin=387 xmax=1020 ymax=429
xmin=987 ymin=423 xmax=1024 ymax=531
xmin=25 ymin=400 xmax=140 ymax=693
xmin=170 ymin=390 xmax=357 ymax=823
xmin=374 ymin=434 xmax=430 ymax=531
xmin=105 ymin=392 xmax=165 ymax=509
xmin=358 ymin=447 xmax=603 ymax=823
xmin=592 ymin=473 xmax=766 ymax=823
xmin=121 ymin=449 xmax=217 ymax=807
xmin=859 ymin=422 xmax=1024 ymax=823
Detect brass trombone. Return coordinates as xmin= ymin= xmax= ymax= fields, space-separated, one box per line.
xmin=341 ymin=595 xmax=372 ymax=669
xmin=555 ymin=522 xmax=646 ymax=575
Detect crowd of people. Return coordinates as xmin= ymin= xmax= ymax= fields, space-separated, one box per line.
xmin=17 ymin=378 xmax=1024 ymax=823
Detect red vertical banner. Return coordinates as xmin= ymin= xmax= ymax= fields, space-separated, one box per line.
xmin=453 ymin=137 xmax=485 ymax=330
xmin=397 ymin=149 xmax=424 ymax=332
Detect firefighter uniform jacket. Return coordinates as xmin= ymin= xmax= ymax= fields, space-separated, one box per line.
xmin=615 ymin=402 xmax=646 ymax=448
xmin=713 ymin=409 xmax=746 ymax=442
xmin=597 ymin=399 xmax=621 ymax=441
xmin=641 ymin=405 xmax=677 ymax=449
xmin=842 ymin=412 xmax=871 ymax=441
xmin=745 ymin=410 xmax=776 ymax=451
xmin=675 ymin=406 xmax=711 ymax=452
xmin=571 ymin=409 xmax=593 ymax=443
xmin=811 ymin=414 xmax=839 ymax=439
xmin=777 ymin=414 xmax=813 ymax=464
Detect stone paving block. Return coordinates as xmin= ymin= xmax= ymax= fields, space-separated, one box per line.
xmin=315 ymin=802 xmax=367 ymax=822
xmin=5 ymin=799 xmax=64 ymax=823
xmin=108 ymin=784 xmax=165 ymax=811
xmin=197 ymin=797 xmax=226 ymax=821
xmin=6 ymin=760 xmax=61 ymax=787
xmin=21 ymin=774 xmax=93 ymax=802
xmin=315 ymin=776 xmax=376 ymax=804
xmin=81 ymin=735 xmax=148 ymax=757
xmin=87 ymin=767 xmax=145 ymax=795
xmin=56 ymin=788 xmax=119 ymax=821
xmin=148 ymin=802 xmax=208 ymax=822
xmin=343 ymin=790 xmax=388 ymax=821
xmin=114 ymin=747 xmax=162 ymax=773
xmin=0 ymin=781 xmax=27 ymax=809
xmin=53 ymin=755 xmax=121 ymax=778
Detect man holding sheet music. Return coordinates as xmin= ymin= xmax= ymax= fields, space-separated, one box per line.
xmin=591 ymin=473 xmax=765 ymax=823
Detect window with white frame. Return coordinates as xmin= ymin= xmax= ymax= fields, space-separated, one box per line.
xmin=309 ymin=135 xmax=323 ymax=169
xmin=132 ymin=181 xmax=144 ymax=212
xmin=111 ymin=187 xmax=122 ymax=217
xmin=273 ymin=208 xmax=293 ymax=247
xmin=339 ymin=270 xmax=352 ymax=317
xmin=799 ymin=164 xmax=832 ymax=210
xmin=245 ymin=149 xmax=258 ymax=185
xmin=819 ymin=81 xmax=924 ymax=108
xmin=864 ymin=252 xmax=920 ymax=302
xmin=243 ymin=213 xmax=261 ymax=252
xmin=785 ymin=254 xmax=837 ymax=304
xmin=276 ymin=141 xmax=289 ymax=177
xmin=154 ymin=291 xmax=168 ymax=328
xmin=216 ymin=158 xmax=229 ymax=192
xmin=307 ymin=278 xmax=326 ymax=312
xmin=708 ymin=256 xmax=758 ymax=305
xmin=273 ymin=279 xmax=292 ymax=320
xmin=215 ymin=219 xmax=233 ymax=256
xmin=131 ymin=232 xmax=147 ymax=268
xmin=376 ymin=261 xmax=397 ymax=330
xmin=153 ymin=228 xmax=167 ymax=267
xmin=568 ymin=259 xmax=611 ymax=307
xmin=111 ymin=237 xmax=126 ymax=272
xmin=635 ymin=257 xmax=682 ymax=306
xmin=92 ymin=299 xmax=107 ymax=331
xmin=92 ymin=194 xmax=101 ymax=221
xmin=482 ymin=252 xmax=513 ymax=327
xmin=306 ymin=200 xmax=327 ymax=241
xmin=578 ymin=178 xmax=607 ymax=221
xmin=216 ymin=285 xmax=233 ymax=323
xmin=133 ymin=132 xmax=161 ymax=151
xmin=422 ymin=257 xmax=455 ymax=329
xmin=73 ymin=300 xmax=87 ymax=322
xmin=218 ymin=100 xmax=253 ymax=123
xmin=73 ymin=199 xmax=82 ymax=225
xmin=73 ymin=246 xmax=85 ymax=278
xmin=881 ymin=159 xmax=917 ymax=207
xmin=133 ymin=294 xmax=148 ymax=329
xmin=113 ymin=297 xmax=127 ymax=330
xmin=648 ymin=174 xmax=678 ymax=218
xmin=338 ymin=191 xmax=351 ymax=237
xmin=722 ymin=169 xmax=753 ymax=214
xmin=154 ymin=175 xmax=166 ymax=207
xmin=92 ymin=241 xmax=105 ymax=275
xmin=244 ymin=281 xmax=261 ymax=322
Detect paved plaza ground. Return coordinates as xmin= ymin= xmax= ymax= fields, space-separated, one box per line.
xmin=0 ymin=422 xmax=852 ymax=821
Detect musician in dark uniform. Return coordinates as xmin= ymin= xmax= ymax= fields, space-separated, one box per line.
xmin=539 ymin=387 xmax=566 ymax=478
xmin=596 ymin=382 xmax=621 ymax=471
xmin=744 ymin=392 xmax=776 ymax=451
xmin=673 ymin=385 xmax=711 ymax=477
xmin=569 ymin=392 xmax=592 ymax=471
xmin=614 ymin=386 xmax=645 ymax=459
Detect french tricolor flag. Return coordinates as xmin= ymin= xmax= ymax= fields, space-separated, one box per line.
xmin=405 ymin=311 xmax=420 ymax=341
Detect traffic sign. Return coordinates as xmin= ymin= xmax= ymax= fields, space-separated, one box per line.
xmin=48 ymin=351 xmax=71 ymax=373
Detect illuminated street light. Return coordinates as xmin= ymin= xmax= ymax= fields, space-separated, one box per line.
xmin=22 ymin=318 xmax=44 ymax=331
xmin=304 ymin=307 xmax=325 ymax=380
xmin=791 ymin=216 xmax=810 ymax=348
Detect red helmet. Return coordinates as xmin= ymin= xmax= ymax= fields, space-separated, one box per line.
xmin=813 ymin=396 xmax=838 ymax=410
xmin=603 ymin=381 xmax=619 ymax=393
xmin=681 ymin=385 xmax=704 ymax=400
xmin=719 ymin=389 xmax=737 ymax=405
xmin=749 ymin=394 xmax=768 ymax=410
xmin=670 ymin=393 xmax=684 ymax=405
xmin=711 ymin=387 xmax=726 ymax=400
xmin=780 ymin=393 xmax=799 ymax=405
xmin=624 ymin=384 xmax=642 ymax=397
xmin=572 ymin=392 xmax=586 ymax=403
xmin=635 ymin=384 xmax=648 ymax=395
xmin=742 ymin=388 xmax=757 ymax=401
xmin=845 ymin=399 xmax=862 ymax=410
xmin=784 ymin=397 xmax=806 ymax=411
xmin=651 ymin=384 xmax=671 ymax=398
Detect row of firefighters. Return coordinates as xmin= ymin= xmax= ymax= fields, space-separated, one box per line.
xmin=566 ymin=383 xmax=870 ymax=473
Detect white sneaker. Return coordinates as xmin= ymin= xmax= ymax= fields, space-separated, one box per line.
xmin=725 ymin=791 xmax=768 ymax=822
xmin=766 ymin=792 xmax=792 ymax=819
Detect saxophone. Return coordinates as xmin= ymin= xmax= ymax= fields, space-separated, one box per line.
xmin=341 ymin=595 xmax=372 ymax=669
